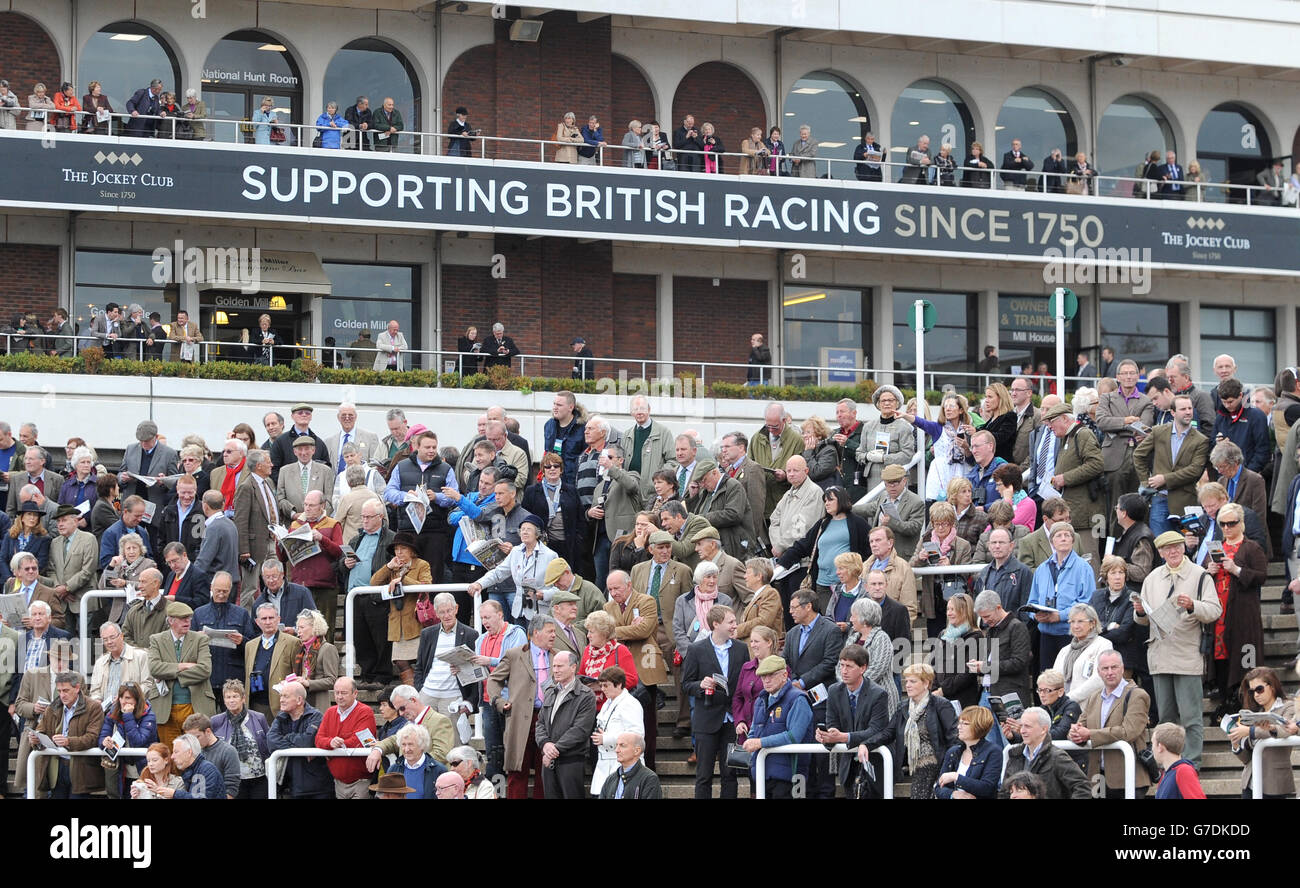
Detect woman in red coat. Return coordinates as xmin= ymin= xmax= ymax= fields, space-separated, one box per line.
xmin=52 ymin=82 xmax=82 ymax=132
xmin=579 ymin=609 xmax=638 ymax=709
xmin=1206 ymin=501 xmax=1266 ymax=717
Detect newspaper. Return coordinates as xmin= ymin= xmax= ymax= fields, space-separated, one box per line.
xmin=436 ymin=644 xmax=490 ymax=686
xmin=269 ymin=522 xmax=321 ymax=566
xmin=201 ymin=626 xmax=238 ymax=649
xmin=1145 ymin=593 xmax=1182 ymax=639
xmin=459 ymin=516 xmax=507 ymax=570
xmin=404 ymin=484 xmax=430 ymax=533
xmin=34 ymin=731 xmax=70 ymax=758
xmin=140 ymin=500 xmax=157 ymax=526
xmin=0 ymin=592 xmax=25 ymax=627
xmin=880 ymin=499 xmax=901 ymax=521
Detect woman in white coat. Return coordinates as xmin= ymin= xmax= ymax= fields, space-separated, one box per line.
xmin=589 ymin=665 xmax=645 ymax=795
xmin=1052 ymin=603 xmax=1113 ymax=703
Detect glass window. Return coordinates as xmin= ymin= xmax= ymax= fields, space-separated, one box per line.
xmin=1100 ymin=299 xmax=1180 ymax=375
xmin=323 ymin=39 xmax=421 ymax=151
xmin=321 ymin=262 xmax=417 ymax=351
xmin=782 ymin=286 xmax=871 ymax=387
xmin=78 ymin=22 xmax=182 ymax=117
xmin=996 ymin=88 xmax=1077 ymax=177
xmin=782 ymin=72 xmax=870 ymax=180
xmin=893 ymin=291 xmax=976 ymax=391
xmin=202 ymin=31 xmax=303 ymax=144
xmin=998 ymin=294 xmax=1079 ymax=378
xmin=1096 ymin=96 xmax=1176 ymax=198
xmin=1196 ymin=103 xmax=1273 ymax=203
xmin=73 ymin=251 xmax=179 ymax=346
xmin=1201 ymin=307 xmax=1273 ymax=385
xmin=889 ymin=80 xmax=976 ymax=182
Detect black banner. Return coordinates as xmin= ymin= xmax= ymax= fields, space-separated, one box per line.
xmin=5 ymin=131 xmax=1299 ymax=274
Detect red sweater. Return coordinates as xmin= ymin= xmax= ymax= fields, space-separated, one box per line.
xmin=313 ymin=701 xmax=378 ymax=783
xmin=278 ymin=517 xmax=343 ymax=589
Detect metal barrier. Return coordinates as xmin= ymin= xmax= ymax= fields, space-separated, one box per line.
xmin=1000 ymin=738 xmax=1136 ymax=798
xmin=25 ymin=746 xmax=149 ymax=798
xmin=6 ymin=110 xmax=1287 ymax=207
xmin=753 ymin=743 xmax=894 ymax=798
xmin=1249 ymin=736 xmax=1300 ymax=798
xmin=343 ymin=583 xmax=475 ymax=679
xmin=78 ymin=590 xmax=126 ymax=670
xmin=265 ymin=747 xmax=372 ymax=799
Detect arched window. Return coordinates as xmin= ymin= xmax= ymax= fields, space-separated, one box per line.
xmin=1196 ymin=103 xmax=1272 ymax=203
xmin=323 ymin=38 xmax=421 ymax=149
xmin=1096 ymin=95 xmax=1175 ymax=198
xmin=79 ymin=21 xmax=181 ymax=117
xmin=782 ymin=72 xmax=871 ymax=180
xmin=201 ymin=31 xmax=303 ymax=145
xmin=996 ymin=88 xmax=1077 ymax=172
xmin=889 ymin=80 xmax=975 ymax=182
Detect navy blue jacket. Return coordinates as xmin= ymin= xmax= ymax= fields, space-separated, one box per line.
xmin=402 ymin=754 xmax=448 ymax=798
xmin=97 ymin=701 xmax=159 ymax=774
xmin=0 ymin=532 xmax=49 ymax=583
xmin=521 ymin=479 xmax=584 ymax=568
xmin=250 ymin=582 xmax=314 ymax=628
xmin=266 ymin=703 xmax=332 ymax=797
xmin=749 ymin=680 xmax=814 ymax=782
xmin=542 ymin=417 xmax=587 ymax=489
xmin=175 ymin=753 xmax=226 ymax=799
xmin=935 ymin=736 xmax=1000 ymax=799
xmin=1213 ymin=405 xmax=1272 ymax=474
xmin=192 ymin=600 xmax=258 ymax=691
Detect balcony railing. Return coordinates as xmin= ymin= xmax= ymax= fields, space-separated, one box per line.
xmin=6 ymin=106 xmax=1290 ymax=208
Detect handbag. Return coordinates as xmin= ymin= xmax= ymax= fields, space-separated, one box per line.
xmin=1066 ymin=179 xmax=1087 ymax=195
xmin=415 ymin=591 xmax=437 ymax=627
xmin=1119 ymin=690 xmax=1161 ymax=783
xmin=269 ymin=126 xmax=287 ymax=143
xmin=725 ymin=742 xmax=750 ymax=772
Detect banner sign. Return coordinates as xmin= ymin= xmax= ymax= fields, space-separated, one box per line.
xmin=5 ymin=132 xmax=1298 ymax=275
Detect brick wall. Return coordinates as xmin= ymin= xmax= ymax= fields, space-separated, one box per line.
xmin=538 ymin=238 xmax=612 ymax=378
xmin=440 ymin=264 xmax=496 ymax=368
xmin=671 ymin=62 xmax=766 ymax=171
xmin=0 ymin=244 xmax=59 ymax=324
xmin=612 ymin=56 xmax=656 ymax=133
xmin=441 ymin=44 xmax=496 ymax=159
xmin=673 ymin=276 xmax=766 ymax=383
xmin=0 ymin=14 xmax=61 ymax=131
xmin=612 ymin=273 xmax=657 ymax=377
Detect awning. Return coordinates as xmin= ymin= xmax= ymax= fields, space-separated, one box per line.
xmin=195 ymin=249 xmax=331 ymax=296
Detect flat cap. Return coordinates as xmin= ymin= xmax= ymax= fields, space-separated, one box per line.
xmin=648 ymin=530 xmax=674 ymax=546
xmin=881 ymin=464 xmax=907 ymax=482
xmin=755 ymin=655 xmax=788 ymax=677
xmin=690 ymin=460 xmax=718 ymax=484
xmin=1154 ymin=530 xmax=1186 ymax=549
xmin=1041 ymin=402 xmax=1072 ymax=421
xmin=165 ymin=600 xmax=193 ymax=618
xmin=543 ymin=558 xmax=571 ymax=587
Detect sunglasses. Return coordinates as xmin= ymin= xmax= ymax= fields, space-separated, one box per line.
xmin=1252 ymin=685 xmax=1268 ymax=695
xmin=1220 ymin=520 xmax=1240 ymax=527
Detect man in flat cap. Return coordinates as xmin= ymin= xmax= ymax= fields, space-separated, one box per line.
xmin=118 ymin=419 xmax=177 ymax=508
xmin=631 ymin=530 xmax=692 ymax=669
xmin=690 ymin=460 xmax=759 ymax=560
xmin=1132 ymin=530 xmax=1219 ymax=769
xmin=860 ymin=463 xmax=926 ymax=560
xmin=692 ymin=525 xmax=749 ymax=606
xmin=548 ymin=588 xmax=587 ymax=658
xmin=269 ymin=403 xmax=330 ymax=476
xmin=146 ymin=598 xmax=215 ymax=745
xmin=1042 ymin=400 xmax=1105 ymax=563
xmin=570 ymin=337 xmax=594 ymax=381
xmin=276 ymin=435 xmax=335 ymax=522
xmin=741 ymin=655 xmax=813 ymax=799
xmin=543 ymin=557 xmax=606 ymax=627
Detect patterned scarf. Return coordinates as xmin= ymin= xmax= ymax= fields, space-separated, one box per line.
xmin=226 ymin=707 xmax=264 ymax=777
xmin=1062 ymin=630 xmax=1100 ymax=687
xmin=294 ymin=635 xmax=322 ymax=678
xmin=932 ymin=525 xmax=958 ymax=557
xmin=905 ymin=695 xmax=936 ymax=772
xmin=693 ymin=586 xmax=718 ymax=630
xmin=583 ymin=640 xmax=619 ymax=707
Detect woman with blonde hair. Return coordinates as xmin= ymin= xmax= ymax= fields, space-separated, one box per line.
xmin=293 ymin=609 xmax=341 ymax=712
xmin=888 ymin=661 xmax=957 ymax=798
xmin=946 ymin=477 xmax=988 ymax=547
xmin=900 ymin=392 xmax=975 ymax=501
xmin=980 ymin=382 xmax=1017 ymax=462
xmin=554 ymin=111 xmax=583 ymax=163
xmin=735 ymin=557 xmax=783 ymax=645
xmin=800 ymin=414 xmax=842 ymax=490
xmin=911 ymin=501 xmax=973 ymax=635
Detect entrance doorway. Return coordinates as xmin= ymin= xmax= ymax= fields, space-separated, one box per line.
xmin=200 ymin=293 xmax=308 ymax=364
xmin=205 ymin=88 xmax=300 ymax=145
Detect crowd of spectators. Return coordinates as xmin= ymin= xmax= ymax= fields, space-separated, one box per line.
xmin=3 ymin=72 xmax=1295 ymax=204
xmin=0 ymin=340 xmax=1298 ymax=800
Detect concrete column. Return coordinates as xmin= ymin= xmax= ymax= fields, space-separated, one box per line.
xmin=1181 ymin=300 xmax=1200 ymax=380
xmin=1277 ymin=303 xmax=1297 ymax=373
xmin=874 ymin=283 xmax=893 ymax=388
xmin=978 ymin=288 xmax=999 ymax=371
xmin=656 ymin=271 xmax=673 ymax=379
xmin=769 ymin=254 xmax=782 ymax=386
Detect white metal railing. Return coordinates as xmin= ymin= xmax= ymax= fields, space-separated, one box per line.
xmin=25 ymin=746 xmax=149 ymax=798
xmin=3 ymin=110 xmax=1289 ymax=207
xmin=752 ymin=743 xmax=895 ymax=798
xmin=1249 ymin=736 xmax=1300 ymax=798
xmin=1000 ymin=738 xmax=1136 ymax=798
xmin=343 ymin=583 xmax=476 ymax=679
xmin=78 ymin=589 xmax=126 ymax=669
xmin=265 ymin=746 xmax=371 ymax=799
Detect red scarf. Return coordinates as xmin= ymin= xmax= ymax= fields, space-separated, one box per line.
xmin=583 ymin=640 xmax=618 ymax=706
xmin=220 ymin=457 xmax=245 ymax=509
